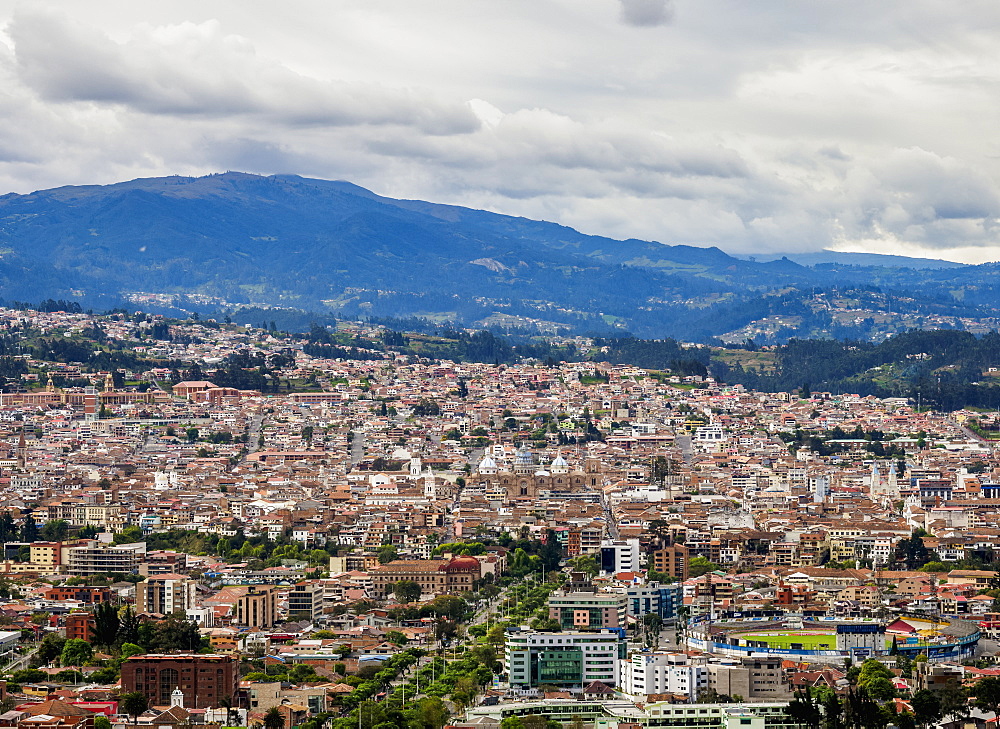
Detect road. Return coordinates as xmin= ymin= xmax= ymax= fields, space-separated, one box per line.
xmin=349 ymin=430 xmax=366 ymax=470
xmin=6 ymin=644 xmax=38 ymax=673
xmin=602 ymin=493 xmax=619 ymax=540
xmin=246 ymin=410 xmax=265 ymax=453
xmin=676 ymin=434 xmax=693 ymax=465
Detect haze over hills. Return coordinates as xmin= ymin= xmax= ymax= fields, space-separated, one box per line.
xmin=2 ymin=172 xmax=1000 ymax=341
xmin=735 ymin=251 xmax=967 ymax=270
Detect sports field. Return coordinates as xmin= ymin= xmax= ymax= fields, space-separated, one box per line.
xmin=735 ymin=631 xmax=836 ymax=650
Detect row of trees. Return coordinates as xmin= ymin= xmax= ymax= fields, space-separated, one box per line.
xmin=786 ymin=664 xmax=1000 ymax=729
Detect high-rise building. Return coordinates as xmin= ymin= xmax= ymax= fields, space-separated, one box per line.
xmin=287 ymin=582 xmax=324 ymax=622
xmin=63 ymin=541 xmax=146 ymax=576
xmin=137 ymin=574 xmax=195 ymax=615
xmin=235 ymin=585 xmax=279 ymax=628
xmin=650 ymin=543 xmax=690 ymax=580
xmin=599 ymin=539 xmax=642 ymax=574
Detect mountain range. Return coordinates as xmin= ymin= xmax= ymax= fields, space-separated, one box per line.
xmin=2 ymin=172 xmax=1000 ymax=340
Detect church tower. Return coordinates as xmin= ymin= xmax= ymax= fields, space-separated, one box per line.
xmin=16 ymin=429 xmax=26 ymax=470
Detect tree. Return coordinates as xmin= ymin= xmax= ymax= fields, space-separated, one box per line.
xmin=120 ymin=642 xmax=144 ymax=659
xmin=60 ymin=638 xmax=93 ymax=667
xmin=40 ymin=519 xmax=69 ymax=541
xmin=451 ymin=675 xmax=479 ymax=710
xmin=263 ymin=708 xmax=284 ymax=729
xmin=566 ymin=555 xmax=599 ymax=577
xmin=114 ymin=525 xmax=143 ymax=544
xmin=911 ymin=689 xmax=942 ymax=728
xmin=410 ymin=697 xmax=449 ymax=729
xmin=689 ymin=556 xmax=722 ymax=577
xmin=94 ymin=717 xmax=112 ymax=729
xmin=37 ymin=632 xmax=66 ymax=664
xmin=219 ymin=696 xmax=239 ymax=727
xmin=119 ymin=692 xmax=149 ymax=723
xmin=19 ymin=513 xmax=38 ymax=543
xmin=974 ymin=676 xmax=1000 ymax=722
xmin=385 ymin=630 xmax=408 ymax=646
xmin=939 ymin=680 xmax=969 ymax=724
xmin=118 ymin=606 xmax=141 ymax=646
xmin=788 ymin=690 xmax=822 ymax=729
xmin=142 ymin=612 xmax=201 ymax=653
xmin=917 ymin=561 xmax=949 ymax=573
xmin=377 ymin=545 xmax=398 ymax=564
xmin=864 ymin=676 xmax=896 ymax=701
xmin=642 ymin=613 xmax=663 ymax=648
xmin=894 ymin=532 xmax=932 ymax=570
xmin=857 ymin=659 xmax=893 ymax=690
xmin=392 ymin=580 xmax=422 ymax=603
xmin=91 ymin=602 xmax=120 ymax=650
xmin=0 ymin=512 xmax=16 ymax=543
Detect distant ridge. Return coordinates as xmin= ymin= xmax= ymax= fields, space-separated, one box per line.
xmin=739 ymin=250 xmax=965 ymax=270
xmin=0 ymin=171 xmax=996 ymax=340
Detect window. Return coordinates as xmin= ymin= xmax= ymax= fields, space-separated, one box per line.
xmin=159 ymin=667 xmax=179 ymax=705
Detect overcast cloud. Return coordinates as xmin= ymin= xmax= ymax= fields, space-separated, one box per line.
xmin=0 ymin=1 xmax=998 ymax=262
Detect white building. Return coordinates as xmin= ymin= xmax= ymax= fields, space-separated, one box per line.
xmin=620 ymin=651 xmax=707 ymax=700
xmin=506 ymin=628 xmax=625 ymax=689
xmin=600 ymin=538 xmax=642 ymax=574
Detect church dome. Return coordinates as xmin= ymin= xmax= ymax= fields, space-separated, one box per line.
xmin=514 ymin=446 xmax=534 ymax=466
xmin=478 ymin=455 xmax=498 ymax=473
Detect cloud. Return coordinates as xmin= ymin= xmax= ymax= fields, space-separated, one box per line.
xmin=617 ymin=0 xmax=675 ymax=27
xmin=0 ymin=2 xmax=999 ymax=264
xmin=7 ymin=10 xmax=480 ymax=135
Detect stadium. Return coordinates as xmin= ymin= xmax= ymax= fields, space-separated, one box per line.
xmin=685 ymin=612 xmax=980 ymax=663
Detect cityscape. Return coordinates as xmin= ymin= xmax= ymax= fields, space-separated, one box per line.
xmin=0 ymin=2 xmax=999 ymax=729
xmin=0 ymin=305 xmax=987 ymax=728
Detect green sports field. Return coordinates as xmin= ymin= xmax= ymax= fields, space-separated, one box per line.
xmin=735 ymin=631 xmax=837 ymax=650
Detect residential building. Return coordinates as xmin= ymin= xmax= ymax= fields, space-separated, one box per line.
xmin=620 ymin=651 xmax=707 ymax=699
xmin=707 ymin=657 xmax=789 ymax=700
xmin=62 ymin=541 xmax=146 ymax=576
xmin=136 ymin=574 xmax=195 ymax=615
xmin=287 ymin=582 xmax=324 ymax=622
xmin=651 ymin=543 xmax=690 ymax=580
xmin=369 ymin=556 xmax=480 ymax=599
xmin=235 ymin=585 xmax=279 ymax=628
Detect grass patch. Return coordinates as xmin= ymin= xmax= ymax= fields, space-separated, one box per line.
xmin=736 ymin=631 xmax=836 ymax=650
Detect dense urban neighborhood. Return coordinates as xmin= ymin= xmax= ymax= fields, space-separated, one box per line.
xmin=0 ymin=305 xmax=997 ymax=729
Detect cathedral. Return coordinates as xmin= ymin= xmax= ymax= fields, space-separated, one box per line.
xmin=468 ymin=446 xmax=608 ymax=500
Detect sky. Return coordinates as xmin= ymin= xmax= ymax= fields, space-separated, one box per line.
xmin=0 ymin=1 xmax=999 ymax=263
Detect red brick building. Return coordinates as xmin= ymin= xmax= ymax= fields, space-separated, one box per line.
xmin=64 ymin=613 xmax=95 ymax=642
xmin=121 ymin=654 xmax=238 ymax=709
xmin=42 ymin=587 xmax=113 ymax=604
